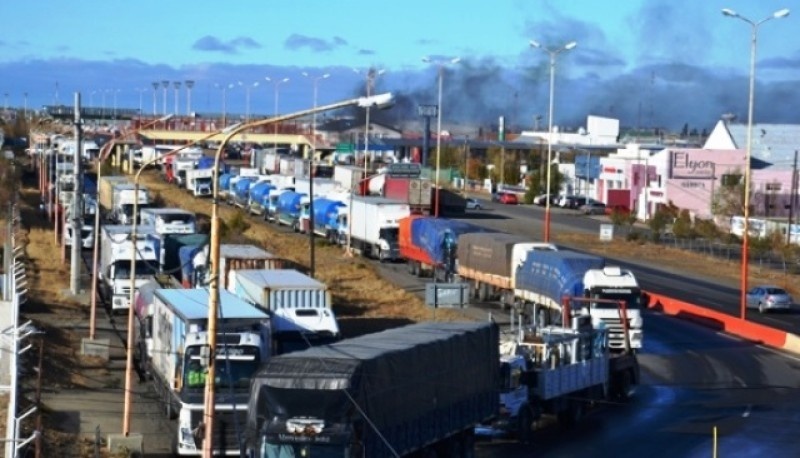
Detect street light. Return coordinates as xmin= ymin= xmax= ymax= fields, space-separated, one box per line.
xmin=302 ymin=71 xmax=331 ymax=278
xmin=215 ymin=83 xmax=234 ymax=127
xmin=721 ymin=6 xmax=790 ymax=320
xmin=161 ymin=81 xmax=170 ymax=115
xmin=123 ymin=122 xmax=237 ymax=438
xmin=353 ymin=68 xmax=386 ymax=175
xmin=173 ymin=81 xmax=182 ymax=117
xmin=202 ymin=91 xmax=394 ymax=455
xmin=239 ymin=81 xmax=260 ymax=123
xmin=530 ymin=39 xmax=577 ymax=242
xmin=422 ymin=57 xmax=460 ymax=217
xmin=265 ymin=76 xmax=290 ymax=152
xmin=151 ymin=82 xmax=160 ymax=115
xmin=185 ymin=80 xmax=195 ymax=116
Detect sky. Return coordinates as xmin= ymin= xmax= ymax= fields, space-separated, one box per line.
xmin=1 ymin=0 xmax=799 ymax=132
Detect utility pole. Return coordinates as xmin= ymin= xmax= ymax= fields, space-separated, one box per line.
xmin=70 ymin=93 xmax=84 ymax=294
xmin=788 ymin=149 xmax=798 ymax=245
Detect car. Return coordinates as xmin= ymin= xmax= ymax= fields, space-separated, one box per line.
xmin=465 ymin=198 xmax=482 ymax=210
xmin=560 ymin=195 xmax=589 ymax=209
xmin=580 ymin=201 xmax=607 ymax=215
xmin=746 ymin=285 xmax=794 ymax=313
xmin=497 ymin=192 xmax=519 ymax=205
xmin=533 ymin=193 xmax=555 ymax=206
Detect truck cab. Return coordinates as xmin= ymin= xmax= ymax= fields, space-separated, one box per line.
xmin=583 ymin=266 xmax=644 ymax=350
xmin=99 ymin=225 xmax=159 ymax=312
xmin=139 ymin=208 xmax=197 ymax=235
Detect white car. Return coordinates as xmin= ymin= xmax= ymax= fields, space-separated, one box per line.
xmin=466 ymin=198 xmax=482 ymax=210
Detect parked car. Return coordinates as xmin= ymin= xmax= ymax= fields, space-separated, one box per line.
xmin=465 ymin=198 xmax=482 ymax=210
xmin=560 ymin=195 xmax=589 ymax=209
xmin=580 ymin=201 xmax=607 ymax=215
xmin=497 ymin=192 xmax=519 ymax=205
xmin=746 ymin=285 xmax=794 ymax=313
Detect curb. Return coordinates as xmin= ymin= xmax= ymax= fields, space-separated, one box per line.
xmin=644 ymin=290 xmax=798 ymax=355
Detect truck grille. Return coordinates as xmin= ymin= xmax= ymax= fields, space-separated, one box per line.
xmin=190 ymin=409 xmax=247 ymax=452
xmin=602 ymin=318 xmax=632 ymax=348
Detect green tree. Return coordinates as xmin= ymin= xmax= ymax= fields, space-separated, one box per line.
xmin=648 ymin=206 xmax=674 ymax=242
xmin=672 ymin=209 xmax=694 ymax=239
xmin=711 ymin=168 xmax=746 ymax=219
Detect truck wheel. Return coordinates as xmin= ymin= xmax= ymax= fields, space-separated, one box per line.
xmin=557 ymin=399 xmax=584 ymax=428
xmin=616 ymin=370 xmax=634 ymax=401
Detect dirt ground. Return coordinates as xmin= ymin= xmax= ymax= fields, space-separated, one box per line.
xmin=13 ymin=163 xmax=797 ymax=457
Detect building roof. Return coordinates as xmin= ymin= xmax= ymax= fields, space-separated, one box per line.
xmin=709 ymin=121 xmax=800 ymax=169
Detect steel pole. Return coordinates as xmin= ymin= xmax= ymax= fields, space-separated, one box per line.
xmin=739 ymin=22 xmax=758 ymax=320
xmin=544 ymin=52 xmax=555 ymax=242
xmin=434 ymin=67 xmax=443 ymax=217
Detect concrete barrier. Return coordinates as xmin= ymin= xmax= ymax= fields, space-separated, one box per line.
xmin=644 ymin=290 xmax=794 ymax=352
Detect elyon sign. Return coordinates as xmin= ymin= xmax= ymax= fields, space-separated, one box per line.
xmin=669 ymin=151 xmax=715 ymax=179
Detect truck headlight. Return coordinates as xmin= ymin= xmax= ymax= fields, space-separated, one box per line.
xmin=630 ymin=314 xmax=643 ymax=329
xmin=379 ymin=240 xmax=390 ymax=251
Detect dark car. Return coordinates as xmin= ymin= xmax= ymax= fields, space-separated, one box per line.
xmin=560 ymin=196 xmax=589 ymax=209
xmin=580 ymin=201 xmax=607 ymax=215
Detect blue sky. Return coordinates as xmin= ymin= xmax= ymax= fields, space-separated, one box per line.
xmin=1 ymin=0 xmax=798 ymax=131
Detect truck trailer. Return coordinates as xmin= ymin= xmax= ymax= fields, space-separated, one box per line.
xmin=336 ymin=195 xmax=410 ymax=261
xmin=230 ymin=269 xmax=340 ymax=354
xmin=246 ymin=321 xmax=499 ymax=458
xmin=99 ymin=224 xmax=159 ymax=312
xmin=398 ymin=215 xmax=495 ymax=282
xmin=514 ymin=250 xmax=644 ymax=351
xmin=456 ymin=232 xmax=557 ymax=306
xmin=147 ymin=287 xmax=271 ymax=456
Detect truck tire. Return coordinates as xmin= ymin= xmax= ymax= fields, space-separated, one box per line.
xmin=615 ymin=370 xmax=634 ymax=401
xmin=557 ymin=398 xmax=585 ymax=428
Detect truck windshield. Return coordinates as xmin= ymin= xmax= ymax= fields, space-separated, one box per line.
xmin=260 ymin=443 xmax=345 ymax=458
xmin=114 ymin=260 xmax=158 ymax=279
xmin=197 ymin=177 xmax=212 ymax=184
xmin=379 ymin=227 xmax=399 ymax=243
xmin=183 ymin=357 xmax=260 ymax=391
xmin=590 ymin=289 xmax=642 ymax=310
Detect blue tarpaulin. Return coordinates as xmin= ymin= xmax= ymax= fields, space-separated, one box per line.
xmin=515 ymin=250 xmax=605 ymax=301
xmin=410 ymin=217 xmax=496 ymax=265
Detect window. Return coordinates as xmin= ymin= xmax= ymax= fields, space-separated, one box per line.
xmin=721 ymin=174 xmax=742 ymax=187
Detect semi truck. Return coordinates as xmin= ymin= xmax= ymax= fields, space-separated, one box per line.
xmin=398 ymin=215 xmax=495 ymax=282
xmin=185 ymin=168 xmax=214 ymax=197
xmin=304 ymin=197 xmax=346 ymax=240
xmin=99 ymin=224 xmax=159 ymax=313
xmin=480 ymin=297 xmax=639 ymax=442
xmin=275 ymin=191 xmax=307 ymax=231
xmin=513 ymin=250 xmax=644 ymax=351
xmin=456 ymin=232 xmax=557 ymax=306
xmin=336 ymin=196 xmax=410 ymax=261
xmin=158 ymin=233 xmax=209 ymax=285
xmin=245 ymin=321 xmax=499 ymax=458
xmin=230 ymin=269 xmax=340 ymax=354
xmin=367 ymin=174 xmax=433 ymax=214
xmin=187 ymin=243 xmax=292 ymax=291
xmin=139 ymin=207 xmax=197 ymax=235
xmin=247 ymin=180 xmax=275 ymax=216
xmin=147 ymin=287 xmax=271 ymax=456
xmin=98 ymin=175 xmax=130 ymax=217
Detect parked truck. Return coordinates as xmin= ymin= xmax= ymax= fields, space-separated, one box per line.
xmin=139 ymin=207 xmax=197 ymax=235
xmin=158 ymin=233 xmax=209 ymax=285
xmin=275 ymin=191 xmax=307 ymax=231
xmin=336 ymin=196 xmax=410 ymax=261
xmin=147 ymin=287 xmax=271 ymax=456
xmin=303 ymin=197 xmax=346 ymax=240
xmin=246 ymin=321 xmax=499 ymax=458
xmin=456 ymin=232 xmax=557 ymax=306
xmin=398 ymin=215 xmax=495 ymax=282
xmin=230 ymin=269 xmax=340 ymax=354
xmin=185 ymin=168 xmax=214 ymax=197
xmin=188 ymin=243 xmax=296 ymax=291
xmin=98 ymin=175 xmax=130 ymax=217
xmin=479 ymin=297 xmax=639 ymax=442
xmin=333 ymin=164 xmax=365 ymax=191
xmin=99 ymin=225 xmax=159 ymax=313
xmin=513 ymin=250 xmax=644 ymax=351
xmin=247 ymin=180 xmax=276 ymax=216
xmin=368 ymin=174 xmax=433 ymax=214
xmin=111 ymin=182 xmax=151 ymax=225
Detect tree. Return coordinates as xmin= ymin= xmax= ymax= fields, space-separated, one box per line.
xmin=648 ymin=205 xmax=675 ymax=242
xmin=672 ymin=209 xmax=694 ymax=239
xmin=711 ymin=168 xmax=746 ymax=220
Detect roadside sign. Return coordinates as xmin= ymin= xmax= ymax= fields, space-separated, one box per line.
xmin=386 ymin=162 xmax=421 ymax=178
xmin=599 ymin=224 xmax=614 ymax=242
xmin=425 ymin=282 xmax=469 ymax=309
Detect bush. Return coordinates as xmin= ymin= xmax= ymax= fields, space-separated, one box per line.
xmin=219 ymin=212 xmax=250 ymax=240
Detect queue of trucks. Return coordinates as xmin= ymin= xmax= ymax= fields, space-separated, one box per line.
xmin=85 ymin=147 xmax=645 ymax=456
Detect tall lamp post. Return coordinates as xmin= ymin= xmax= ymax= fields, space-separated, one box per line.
xmin=173 ymin=81 xmax=182 ymax=117
xmin=530 ymin=39 xmax=577 ymax=242
xmin=151 ymin=82 xmax=160 ymax=115
xmin=422 ymin=57 xmax=460 ymax=217
xmin=202 ymin=92 xmax=394 ymax=455
xmin=722 ymin=7 xmax=790 ymax=320
xmin=302 ymin=72 xmax=330 ymax=278
xmin=161 ymin=80 xmax=170 ymax=115
xmin=265 ymin=76 xmax=290 ymax=152
xmin=185 ymin=80 xmax=195 ymax=116
xmin=239 ymin=81 xmax=260 ymax=123
xmin=353 ymin=68 xmax=385 ymax=175
xmin=215 ymin=83 xmax=234 ymax=127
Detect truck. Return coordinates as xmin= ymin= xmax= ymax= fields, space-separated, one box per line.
xmin=111 ymin=182 xmax=151 ymax=225
xmin=98 ymin=175 xmax=130 ymax=217
xmin=336 ymin=196 xmax=410 ymax=261
xmin=139 ymin=207 xmax=197 ymax=235
xmin=158 ymin=233 xmax=209 ymax=286
xmin=513 ymin=250 xmax=644 ymax=351
xmin=171 ymin=156 xmax=198 ymax=187
xmin=479 ymin=297 xmax=639 ymax=442
xmin=99 ymin=224 xmax=159 ymax=313
xmin=188 ymin=243 xmax=292 ymax=291
xmin=230 ymin=269 xmax=340 ymax=354
xmin=367 ymin=174 xmax=433 ymax=214
xmin=247 ymin=180 xmax=276 ymax=216
xmin=232 ymin=176 xmax=258 ymax=208
xmin=333 ymin=164 xmax=365 ymax=191
xmin=456 ymin=232 xmax=557 ymax=306
xmin=398 ymin=215 xmax=495 ymax=282
xmin=218 ymin=172 xmax=236 ymax=202
xmin=303 ymin=197 xmax=346 ymax=240
xmin=185 ymin=168 xmax=214 ymax=197
xmin=147 ymin=287 xmax=272 ymax=456
xmin=133 ymin=274 xmax=183 ymax=381
xmin=263 ymin=188 xmax=294 ymax=223
xmin=245 ymin=321 xmax=499 ymax=458
xmin=275 ymin=191 xmax=307 ymax=231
